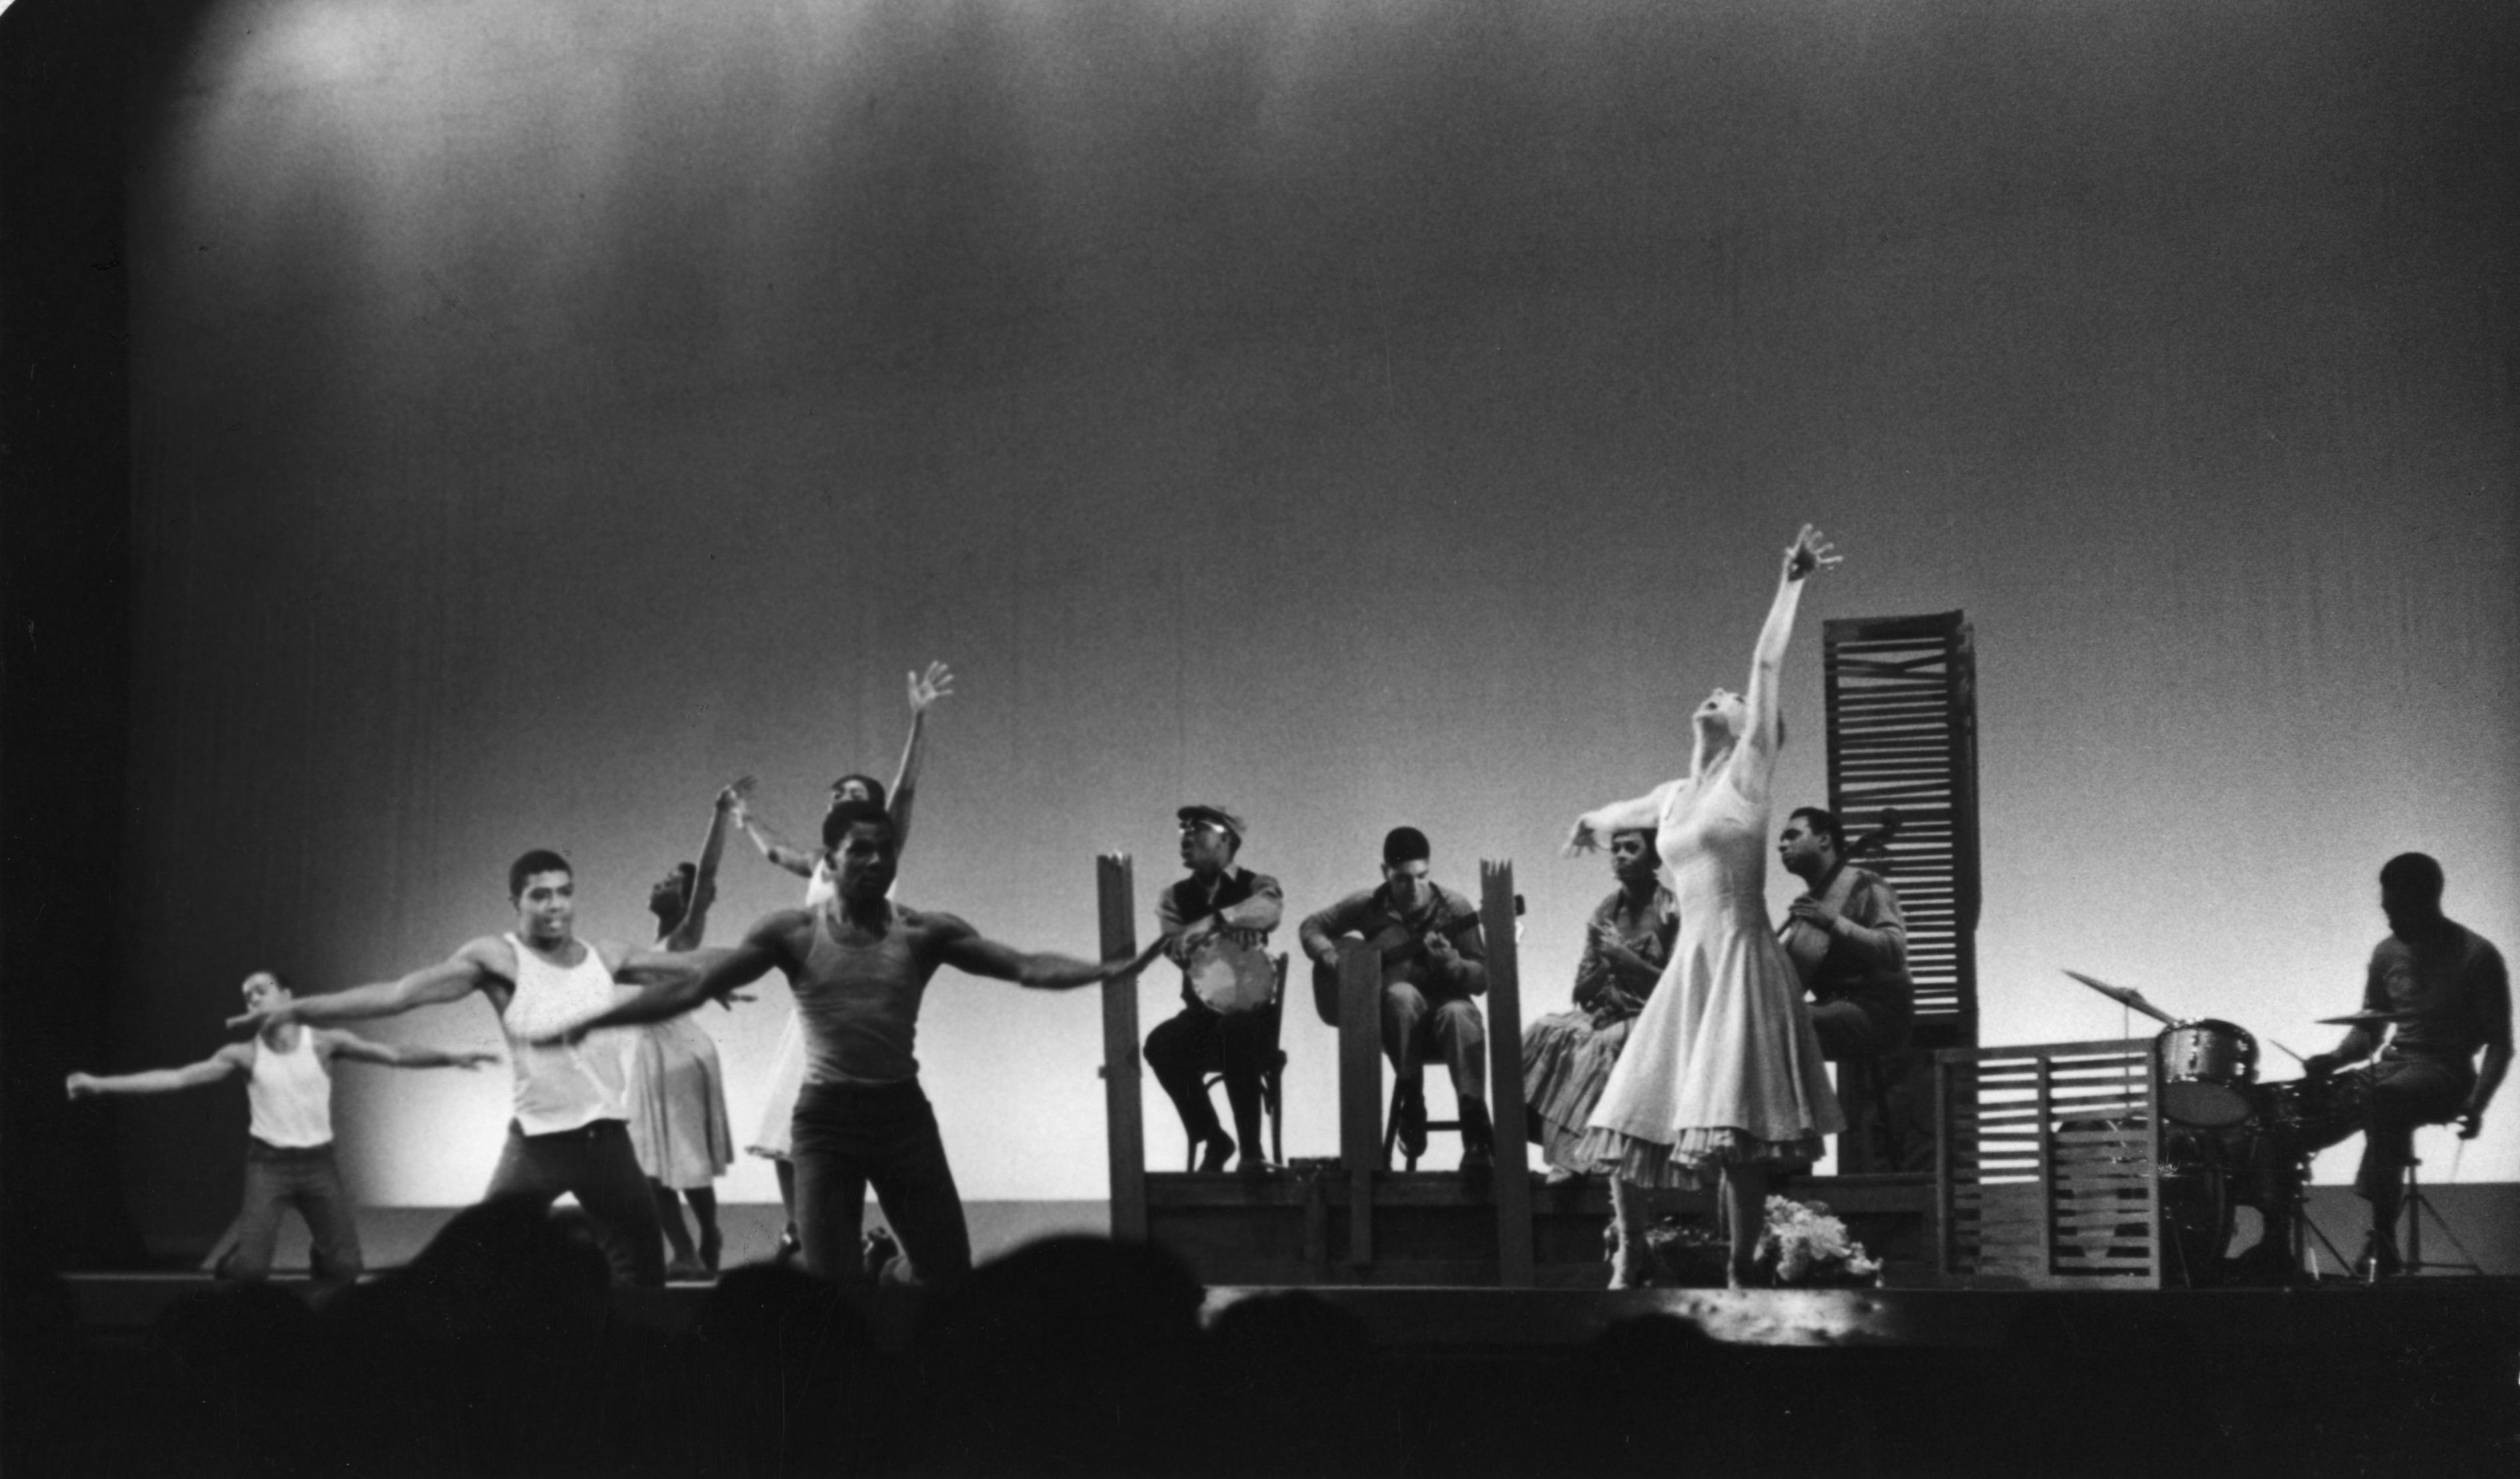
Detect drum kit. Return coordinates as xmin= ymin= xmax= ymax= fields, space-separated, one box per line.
xmin=2061 ymin=971 xmax=2401 ymax=1284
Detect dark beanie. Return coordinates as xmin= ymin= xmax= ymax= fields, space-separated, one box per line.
xmin=1382 ymin=826 xmax=1431 ymax=866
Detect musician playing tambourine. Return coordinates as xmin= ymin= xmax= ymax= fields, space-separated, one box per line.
xmin=1142 ymin=805 xmax=1287 ymax=1175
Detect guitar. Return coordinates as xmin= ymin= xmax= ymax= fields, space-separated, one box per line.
xmin=1309 ymin=892 xmax=1519 ymax=1028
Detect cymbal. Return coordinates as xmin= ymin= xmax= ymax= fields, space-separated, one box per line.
xmin=2061 ymin=969 xmax=2180 ymax=1027
xmin=2316 ymin=1010 xmax=2415 ymax=1027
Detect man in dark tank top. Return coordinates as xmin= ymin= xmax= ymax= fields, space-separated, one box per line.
xmin=554 ymin=800 xmax=1159 ymax=1287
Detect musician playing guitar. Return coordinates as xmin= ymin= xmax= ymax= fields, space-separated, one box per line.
xmin=1776 ymin=806 xmax=1914 ymax=1060
xmin=1143 ymin=806 xmax=1287 ymax=1175
xmin=1299 ymin=826 xmax=1494 ymax=1170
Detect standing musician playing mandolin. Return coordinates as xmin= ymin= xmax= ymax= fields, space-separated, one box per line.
xmin=1142 ymin=805 xmax=1287 ymax=1175
xmin=1299 ymin=826 xmax=1493 ymax=1170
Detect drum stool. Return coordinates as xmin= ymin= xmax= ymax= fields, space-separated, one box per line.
xmin=2396 ymin=1131 xmax=2485 ymax=1277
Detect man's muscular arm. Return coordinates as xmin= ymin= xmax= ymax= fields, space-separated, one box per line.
xmin=561 ymin=930 xmax=788 ymax=1037
xmin=930 ymin=914 xmax=1164 ymax=991
xmin=320 ymin=1032 xmax=499 ymax=1071
xmin=67 ymin=1043 xmax=251 ymax=1098
xmin=230 ymin=944 xmax=500 ymax=1031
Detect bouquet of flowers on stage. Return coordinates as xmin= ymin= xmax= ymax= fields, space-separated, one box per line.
xmin=1757 ymin=1196 xmax=1882 ymax=1287
xmin=1632 ymin=1197 xmax=1883 ymax=1287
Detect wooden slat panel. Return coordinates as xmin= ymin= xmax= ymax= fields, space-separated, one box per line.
xmin=1823 ymin=612 xmax=1979 ymax=1051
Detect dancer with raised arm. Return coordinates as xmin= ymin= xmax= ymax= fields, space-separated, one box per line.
xmin=547 ymin=800 xmax=1159 ymax=1289
xmin=630 ymin=778 xmax=749 ymax=1279
xmin=1566 ymin=525 xmax=1845 ymax=1288
xmin=741 ymin=662 xmax=951 ymax=1261
xmin=226 ymin=853 xmax=716 ymax=1287
xmin=69 ymin=970 xmax=496 ymax=1293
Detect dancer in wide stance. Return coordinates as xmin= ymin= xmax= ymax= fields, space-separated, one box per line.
xmin=548 ymin=800 xmax=1159 ymax=1287
xmin=741 ymin=661 xmax=951 ymax=1259
xmin=1566 ymin=525 xmax=1844 ymax=1288
xmin=70 ymin=970 xmax=495 ymax=1291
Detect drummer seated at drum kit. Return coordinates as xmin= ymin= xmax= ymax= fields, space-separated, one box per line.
xmin=1143 ymin=805 xmax=1288 ymax=1177
xmin=2292 ymin=852 xmax=2512 ymax=1279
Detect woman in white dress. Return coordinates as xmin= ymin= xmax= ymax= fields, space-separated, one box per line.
xmin=738 ymin=662 xmax=950 ymax=1260
xmin=1564 ymin=525 xmax=1844 ymax=1288
xmin=630 ymin=779 xmax=746 ymax=1279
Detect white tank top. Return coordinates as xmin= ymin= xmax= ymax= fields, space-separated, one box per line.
xmin=499 ymin=933 xmax=633 ymax=1134
xmin=246 ymin=1026 xmax=334 ymax=1147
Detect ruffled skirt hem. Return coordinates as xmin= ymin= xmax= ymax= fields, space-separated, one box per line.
xmin=1572 ymin=1123 xmax=1823 ymax=1189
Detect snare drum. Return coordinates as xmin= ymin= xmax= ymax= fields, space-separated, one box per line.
xmin=2157 ymin=1020 xmax=2260 ymax=1128
xmin=1187 ymin=936 xmax=1277 ymax=1017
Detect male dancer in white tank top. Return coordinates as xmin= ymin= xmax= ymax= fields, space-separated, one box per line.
xmin=230 ymin=850 xmax=720 ymax=1287
xmin=68 ymin=970 xmax=495 ymax=1292
xmin=551 ymin=800 xmax=1161 ymax=1289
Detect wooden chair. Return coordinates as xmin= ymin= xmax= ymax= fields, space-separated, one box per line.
xmin=1380 ymin=1079 xmax=1461 ymax=1171
xmin=1181 ymin=954 xmax=1290 ymax=1170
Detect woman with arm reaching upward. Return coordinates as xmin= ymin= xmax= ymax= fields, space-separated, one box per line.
xmin=627 ymin=778 xmax=748 ymax=1279
xmin=1566 ymin=525 xmax=1845 ymax=1288
xmin=743 ymin=662 xmax=952 ymax=1260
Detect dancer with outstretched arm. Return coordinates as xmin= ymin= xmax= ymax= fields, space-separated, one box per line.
xmin=1565 ymin=525 xmax=1845 ymax=1289
xmin=227 ymin=852 xmax=718 ymax=1287
xmin=547 ymin=799 xmax=1159 ymax=1289
xmin=70 ymin=970 xmax=496 ymax=1293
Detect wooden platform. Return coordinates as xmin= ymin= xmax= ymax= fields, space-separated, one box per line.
xmin=1145 ymin=1166 xmax=1935 ymax=1287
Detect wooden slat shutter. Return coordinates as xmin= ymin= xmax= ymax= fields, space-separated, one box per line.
xmin=1821 ymin=611 xmax=1981 ymax=1047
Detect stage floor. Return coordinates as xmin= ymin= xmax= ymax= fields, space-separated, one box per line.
xmin=63 ymin=1267 xmax=2520 ymax=1349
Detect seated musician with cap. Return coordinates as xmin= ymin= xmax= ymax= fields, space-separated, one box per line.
xmin=2298 ymin=852 xmax=2511 ymax=1277
xmin=1299 ymin=826 xmax=1494 ymax=1171
xmin=1776 ymin=807 xmax=1914 ymax=1061
xmin=1142 ymin=806 xmax=1286 ymax=1175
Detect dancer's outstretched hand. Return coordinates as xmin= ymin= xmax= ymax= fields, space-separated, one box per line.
xmin=226 ymin=1001 xmax=296 ymax=1033
xmin=1784 ymin=524 xmax=1841 ymax=582
xmin=65 ymin=1072 xmax=100 ymax=1100
xmin=1562 ymin=815 xmax=1604 ymax=856
xmin=718 ymin=775 xmax=757 ymax=817
xmin=908 ymin=661 xmax=956 ymax=713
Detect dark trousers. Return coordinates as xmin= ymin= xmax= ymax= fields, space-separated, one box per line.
xmin=1145 ymin=1002 xmax=1269 ymax=1155
xmin=483 ymin=1118 xmax=667 ymax=1287
xmin=2302 ymin=1055 xmax=2472 ymax=1216
xmin=1809 ymin=995 xmax=1914 ymax=1061
xmin=790 ymin=1079 xmax=970 ymax=1290
xmin=221 ymin=1140 xmax=363 ymax=1290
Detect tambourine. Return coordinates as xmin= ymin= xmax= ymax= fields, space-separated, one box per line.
xmin=1188 ymin=936 xmax=1277 ymax=1016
